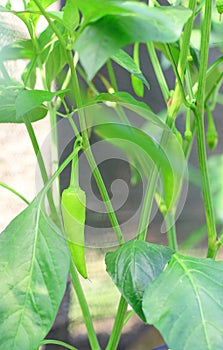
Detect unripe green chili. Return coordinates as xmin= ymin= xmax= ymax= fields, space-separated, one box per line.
xmin=216 ymin=0 xmax=223 ymax=20
xmin=206 ymin=106 xmax=218 ymax=151
xmin=61 ymin=137 xmax=87 ymax=278
xmin=216 ymin=0 xmax=223 ymax=14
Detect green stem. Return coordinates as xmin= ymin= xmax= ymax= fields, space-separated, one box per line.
xmin=70 ymin=138 xmax=82 ymax=189
xmin=0 ymin=182 xmax=30 ymax=205
xmin=70 ymin=262 xmax=101 ymax=350
xmin=107 ymin=59 xmax=118 ymax=91
xmin=194 ymin=113 xmax=217 ymax=258
xmin=25 ymin=19 xmax=61 ymax=222
xmin=166 ymin=212 xmax=178 ymax=250
xmin=167 ymin=0 xmax=197 ymax=120
xmin=41 ymin=147 xmax=81 ymax=198
xmin=165 ymin=44 xmax=192 ymax=109
xmin=146 ymin=42 xmax=169 ymax=102
xmin=195 ymin=0 xmax=217 ymax=258
xmin=77 ymin=66 xmax=99 ymax=95
xmin=23 ymin=117 xmax=47 ymax=183
xmin=137 ymin=168 xmax=158 ymax=240
xmin=38 ymin=339 xmax=78 ymax=350
xmin=123 ymin=310 xmax=135 ymax=327
xmin=105 ymin=296 xmax=128 ymax=350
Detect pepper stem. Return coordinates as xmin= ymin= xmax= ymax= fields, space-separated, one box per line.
xmin=70 ymin=137 xmax=83 ymax=189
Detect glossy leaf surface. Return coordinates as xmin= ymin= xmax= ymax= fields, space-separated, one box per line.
xmin=75 ymin=2 xmax=192 ymax=79
xmin=0 ymin=82 xmax=47 ymax=123
xmin=106 ymin=240 xmax=174 ymax=321
xmin=15 ymin=89 xmax=67 ymax=120
xmin=143 ymin=253 xmax=223 ymax=350
xmin=0 ymin=196 xmax=69 ymax=350
xmin=112 ymin=49 xmax=150 ymax=90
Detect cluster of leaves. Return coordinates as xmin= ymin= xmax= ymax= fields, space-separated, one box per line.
xmin=0 ymin=1 xmax=223 ymax=350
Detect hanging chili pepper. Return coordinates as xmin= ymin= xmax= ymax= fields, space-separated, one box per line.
xmin=61 ymin=137 xmax=87 ymax=278
xmin=217 ymin=0 xmax=223 ymax=14
xmin=206 ymin=106 xmax=218 ymax=151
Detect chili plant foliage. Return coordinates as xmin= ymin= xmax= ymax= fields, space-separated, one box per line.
xmin=0 ymin=1 xmax=223 ymax=350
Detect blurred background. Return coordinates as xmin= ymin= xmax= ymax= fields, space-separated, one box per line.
xmin=0 ymin=1 xmax=223 ymax=349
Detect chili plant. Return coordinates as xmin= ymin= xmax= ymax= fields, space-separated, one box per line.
xmin=0 ymin=0 xmax=223 ymax=350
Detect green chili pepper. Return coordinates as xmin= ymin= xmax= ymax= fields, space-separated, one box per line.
xmin=61 ymin=186 xmax=87 ymax=278
xmin=61 ymin=137 xmax=87 ymax=278
xmin=216 ymin=0 xmax=223 ymax=14
xmin=206 ymin=106 xmax=218 ymax=151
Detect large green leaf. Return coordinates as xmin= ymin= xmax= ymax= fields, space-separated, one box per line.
xmin=0 ymin=196 xmax=69 ymax=350
xmin=105 ymin=240 xmax=174 ymax=321
xmin=75 ymin=2 xmax=192 ymax=79
xmin=143 ymin=253 xmax=223 ymax=350
xmin=111 ymin=49 xmax=150 ymax=90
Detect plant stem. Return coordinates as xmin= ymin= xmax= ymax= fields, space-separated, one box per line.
xmin=0 ymin=182 xmax=30 ymax=205
xmin=23 ymin=116 xmax=59 ymax=222
xmin=38 ymin=339 xmax=78 ymax=350
xmin=195 ymin=0 xmax=217 ymax=258
xmin=107 ymin=59 xmax=118 ymax=91
xmin=167 ymin=0 xmax=197 ymax=119
xmin=70 ymin=138 xmax=82 ymax=189
xmin=70 ymin=262 xmax=101 ymax=350
xmin=137 ymin=168 xmax=158 ymax=240
xmin=166 ymin=212 xmax=178 ymax=250
xmin=146 ymin=42 xmax=169 ymax=102
xmin=105 ymin=296 xmax=128 ymax=350
xmin=25 ymin=19 xmax=61 ymax=222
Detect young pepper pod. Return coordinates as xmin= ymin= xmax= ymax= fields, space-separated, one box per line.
xmin=61 ymin=137 xmax=87 ymax=279
xmin=61 ymin=186 xmax=87 ymax=279
xmin=216 ymin=0 xmax=223 ymax=14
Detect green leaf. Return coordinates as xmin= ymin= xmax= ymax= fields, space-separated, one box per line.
xmin=22 ymin=59 xmax=37 ymax=89
xmin=94 ymin=122 xmax=176 ymax=209
xmin=45 ymin=41 xmax=67 ymax=88
xmin=105 ymin=240 xmax=174 ymax=321
xmin=75 ymin=3 xmax=192 ymax=79
xmin=0 ymin=196 xmax=69 ymax=350
xmin=142 ymin=253 xmax=223 ymax=350
xmin=0 ymin=82 xmax=47 ymax=123
xmin=94 ymin=92 xmax=167 ymax=128
xmin=111 ymin=49 xmax=150 ymax=90
xmin=37 ymin=21 xmax=66 ymax=65
xmin=15 ymin=89 xmax=67 ymax=119
xmin=205 ymin=56 xmax=223 ymax=103
xmin=208 ymin=155 xmax=223 ymax=224
xmin=0 ymin=40 xmax=34 ymax=61
xmin=62 ymin=0 xmax=79 ymax=31
xmin=89 ymin=97 xmax=186 ymax=211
